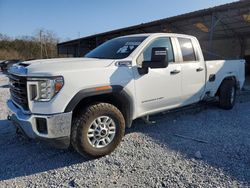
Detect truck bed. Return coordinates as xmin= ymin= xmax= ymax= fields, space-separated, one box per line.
xmin=205 ymin=59 xmax=245 ymax=96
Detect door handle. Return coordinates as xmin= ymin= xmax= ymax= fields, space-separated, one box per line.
xmin=170 ymin=70 xmax=181 ymax=75
xmin=196 ymin=67 xmax=204 ymax=72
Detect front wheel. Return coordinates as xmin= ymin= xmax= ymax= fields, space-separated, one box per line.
xmin=218 ymin=79 xmax=236 ymax=110
xmin=71 ymin=103 xmax=125 ymax=158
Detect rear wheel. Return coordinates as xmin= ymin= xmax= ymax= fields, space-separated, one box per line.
xmin=71 ymin=103 xmax=125 ymax=158
xmin=218 ymin=79 xmax=236 ymax=110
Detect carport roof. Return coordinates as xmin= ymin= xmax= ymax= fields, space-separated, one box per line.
xmin=58 ymin=0 xmax=250 ymax=46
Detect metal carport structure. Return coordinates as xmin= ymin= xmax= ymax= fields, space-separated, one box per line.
xmin=57 ymin=1 xmax=250 ymax=63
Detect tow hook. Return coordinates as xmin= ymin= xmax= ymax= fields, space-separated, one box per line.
xmin=7 ymin=115 xmax=11 ymax=121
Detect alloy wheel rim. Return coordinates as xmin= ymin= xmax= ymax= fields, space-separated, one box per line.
xmin=87 ymin=116 xmax=116 ymax=148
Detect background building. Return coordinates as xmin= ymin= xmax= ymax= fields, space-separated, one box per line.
xmin=57 ymin=0 xmax=250 ymax=73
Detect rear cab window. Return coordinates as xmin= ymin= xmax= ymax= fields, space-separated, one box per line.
xmin=178 ymin=38 xmax=196 ymax=62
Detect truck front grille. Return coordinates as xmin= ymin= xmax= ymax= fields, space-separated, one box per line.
xmin=8 ymin=74 xmax=29 ymax=111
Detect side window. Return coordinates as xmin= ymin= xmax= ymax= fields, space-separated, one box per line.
xmin=142 ymin=37 xmax=174 ymax=63
xmin=178 ymin=38 xmax=196 ymax=62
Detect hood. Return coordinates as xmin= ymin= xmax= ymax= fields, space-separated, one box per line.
xmin=19 ymin=58 xmax=115 ymax=76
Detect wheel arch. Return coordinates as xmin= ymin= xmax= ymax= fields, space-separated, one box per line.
xmin=215 ymin=75 xmax=237 ymax=96
xmin=65 ymin=85 xmax=133 ymax=128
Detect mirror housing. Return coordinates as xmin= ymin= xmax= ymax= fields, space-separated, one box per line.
xmin=142 ymin=47 xmax=169 ymax=69
xmin=138 ymin=47 xmax=169 ymax=75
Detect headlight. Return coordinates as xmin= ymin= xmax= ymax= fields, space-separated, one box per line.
xmin=28 ymin=76 xmax=64 ymax=102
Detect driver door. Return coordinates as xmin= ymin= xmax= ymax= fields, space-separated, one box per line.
xmin=133 ymin=37 xmax=182 ymax=116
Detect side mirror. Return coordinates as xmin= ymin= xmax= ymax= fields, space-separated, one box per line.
xmin=142 ymin=47 xmax=169 ymax=69
xmin=138 ymin=47 xmax=169 ymax=75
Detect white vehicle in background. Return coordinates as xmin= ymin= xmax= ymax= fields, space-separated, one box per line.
xmin=7 ymin=33 xmax=245 ymax=158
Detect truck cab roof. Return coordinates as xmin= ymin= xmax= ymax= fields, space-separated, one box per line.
xmin=117 ymin=33 xmax=197 ymax=39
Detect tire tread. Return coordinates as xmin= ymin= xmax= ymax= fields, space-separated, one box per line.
xmin=71 ymin=103 xmax=125 ymax=158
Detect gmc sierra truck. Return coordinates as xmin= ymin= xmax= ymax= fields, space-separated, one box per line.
xmin=7 ymin=33 xmax=245 ymax=158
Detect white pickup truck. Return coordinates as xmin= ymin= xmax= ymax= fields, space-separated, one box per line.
xmin=7 ymin=33 xmax=245 ymax=158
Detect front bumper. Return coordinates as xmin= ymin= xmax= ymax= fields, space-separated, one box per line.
xmin=7 ymin=100 xmax=72 ymax=149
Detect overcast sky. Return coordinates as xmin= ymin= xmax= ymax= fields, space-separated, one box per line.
xmin=0 ymin=0 xmax=238 ymax=42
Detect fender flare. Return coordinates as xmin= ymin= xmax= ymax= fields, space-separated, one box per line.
xmin=216 ymin=75 xmax=237 ymax=96
xmin=64 ymin=85 xmax=134 ymax=127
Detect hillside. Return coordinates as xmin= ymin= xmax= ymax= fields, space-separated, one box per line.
xmin=0 ymin=31 xmax=58 ymax=60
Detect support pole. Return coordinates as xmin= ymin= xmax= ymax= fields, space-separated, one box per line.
xmin=209 ymin=13 xmax=216 ymax=59
xmin=40 ymin=30 xmax=43 ymax=59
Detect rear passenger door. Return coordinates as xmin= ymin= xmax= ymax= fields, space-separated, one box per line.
xmin=177 ymin=37 xmax=206 ymax=105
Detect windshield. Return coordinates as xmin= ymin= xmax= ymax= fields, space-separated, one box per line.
xmin=85 ymin=36 xmax=147 ymax=59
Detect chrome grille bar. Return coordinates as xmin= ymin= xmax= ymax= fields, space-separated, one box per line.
xmin=8 ymin=74 xmax=29 ymax=111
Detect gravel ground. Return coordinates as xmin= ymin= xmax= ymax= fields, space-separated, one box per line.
xmin=1 ymin=74 xmax=250 ymax=187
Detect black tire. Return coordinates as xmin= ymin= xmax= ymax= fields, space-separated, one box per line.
xmin=218 ymin=79 xmax=236 ymax=110
xmin=71 ymin=103 xmax=125 ymax=158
